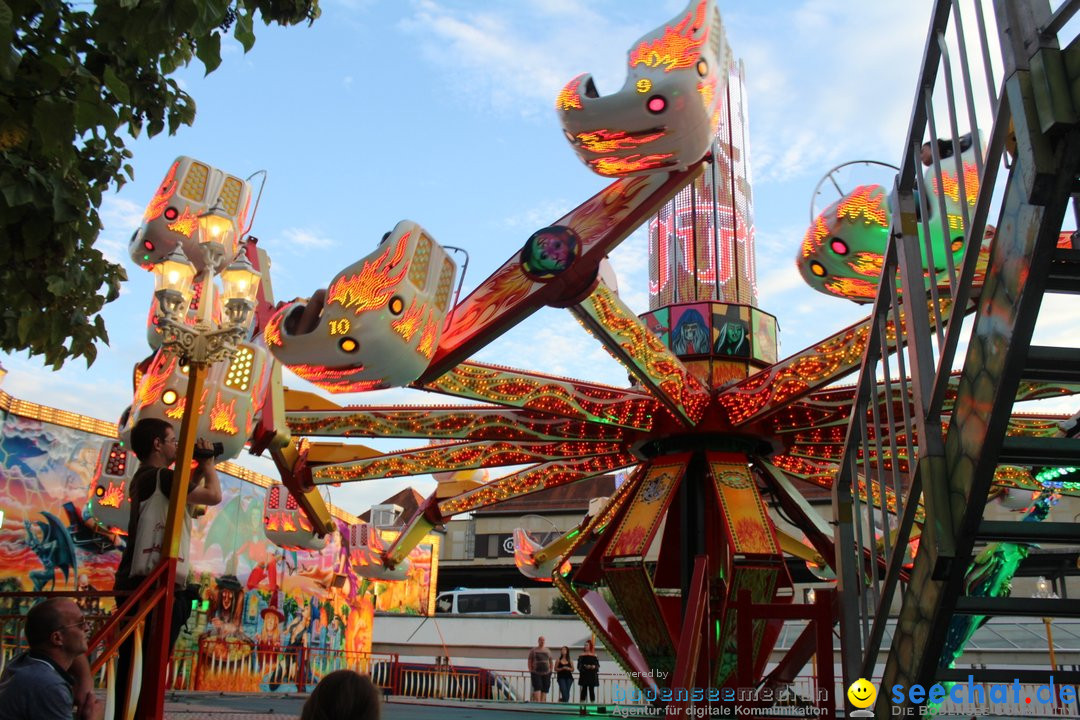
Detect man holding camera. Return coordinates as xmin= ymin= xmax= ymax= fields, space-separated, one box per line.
xmin=114 ymin=417 xmax=222 ymax=715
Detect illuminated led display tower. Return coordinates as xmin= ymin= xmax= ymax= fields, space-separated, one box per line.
xmin=642 ymin=59 xmax=778 ymax=389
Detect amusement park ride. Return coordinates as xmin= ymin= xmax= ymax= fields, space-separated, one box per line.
xmin=83 ymin=0 xmax=1080 ymax=715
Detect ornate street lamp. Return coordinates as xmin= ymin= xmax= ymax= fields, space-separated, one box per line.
xmin=152 ymin=246 xmax=196 ymax=321
xmin=142 ymin=205 xmax=260 ymax=718
xmin=220 ymin=249 xmax=262 ymax=327
xmin=153 ymin=211 xmax=258 ymax=365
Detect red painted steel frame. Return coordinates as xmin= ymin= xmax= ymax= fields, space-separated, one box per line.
xmin=669 ymin=555 xmax=710 ymax=717
xmin=740 ymin=588 xmax=837 ymax=717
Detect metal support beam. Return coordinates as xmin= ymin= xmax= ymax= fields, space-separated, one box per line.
xmin=669 ymin=555 xmax=709 ymax=719
xmin=999 ymin=435 xmax=1080 ymax=465
xmin=1046 ymin=247 xmax=1080 ymax=292
xmin=879 ymin=13 xmax=1080 ymax=706
xmin=953 ymin=596 xmax=1080 ymax=617
xmin=976 ymin=520 xmax=1080 ymax=543
xmin=1021 ymin=345 xmax=1080 ymax=381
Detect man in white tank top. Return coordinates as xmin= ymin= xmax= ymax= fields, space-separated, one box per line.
xmin=113 ymin=418 xmax=223 ymax=717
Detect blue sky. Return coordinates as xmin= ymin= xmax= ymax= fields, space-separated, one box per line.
xmin=4 ymin=0 xmax=1074 ymax=514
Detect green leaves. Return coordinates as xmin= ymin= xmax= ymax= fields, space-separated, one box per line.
xmin=17 ymin=313 xmax=33 ymax=346
xmin=0 ymin=0 xmax=320 ymax=367
xmin=234 ymin=8 xmax=255 ymax=52
xmin=103 ymin=66 xmax=129 ymax=104
xmin=195 ymin=30 xmax=222 ymax=74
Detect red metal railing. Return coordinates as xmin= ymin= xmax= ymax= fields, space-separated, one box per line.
xmin=86 ymin=562 xmax=169 ymax=675
xmin=163 ymin=643 xmax=398 ymax=693
xmin=0 ymin=586 xmax=396 ymax=699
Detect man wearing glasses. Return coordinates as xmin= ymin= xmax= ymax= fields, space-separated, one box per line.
xmin=0 ymin=598 xmax=90 ymax=719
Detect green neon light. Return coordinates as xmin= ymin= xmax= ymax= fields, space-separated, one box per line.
xmin=567 ymin=529 xmax=580 ymax=540
xmin=938 ymin=496 xmax=1049 ymax=694
xmin=1035 ymin=466 xmax=1078 ymax=482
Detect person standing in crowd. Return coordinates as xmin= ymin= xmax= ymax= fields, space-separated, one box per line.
xmin=578 ymin=638 xmax=600 ymax=705
xmin=300 ymin=669 xmax=380 ymax=720
xmin=113 ymin=418 xmax=223 ymax=715
xmin=554 ymin=645 xmax=575 ymax=703
xmin=527 ymin=635 xmax=552 ymax=702
xmin=0 ymin=598 xmax=92 ymax=720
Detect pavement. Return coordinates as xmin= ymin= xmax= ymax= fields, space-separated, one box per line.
xmin=157 ymin=691 xmax=615 ymax=719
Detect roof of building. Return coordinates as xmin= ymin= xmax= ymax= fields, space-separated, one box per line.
xmin=472 ymin=474 xmax=616 ymax=516
xmin=357 ymin=486 xmax=425 ymax=524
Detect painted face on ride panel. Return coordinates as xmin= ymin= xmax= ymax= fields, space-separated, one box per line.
xmin=536 ymin=234 xmax=571 ymax=266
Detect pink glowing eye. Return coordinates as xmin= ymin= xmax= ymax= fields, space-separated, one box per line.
xmin=830 ymin=239 xmax=849 ymax=255
xmin=646 ymin=96 xmax=666 ymax=114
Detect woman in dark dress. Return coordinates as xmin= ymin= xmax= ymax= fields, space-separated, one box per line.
xmin=577 ymin=639 xmax=600 ymax=704
xmin=554 ymin=646 xmax=574 ymax=702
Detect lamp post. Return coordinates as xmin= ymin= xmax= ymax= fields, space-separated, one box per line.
xmin=1032 ymin=576 xmax=1059 ymax=673
xmin=141 ymin=207 xmax=260 ymax=719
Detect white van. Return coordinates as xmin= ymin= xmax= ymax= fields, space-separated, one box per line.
xmin=435 ymin=588 xmax=532 ymax=615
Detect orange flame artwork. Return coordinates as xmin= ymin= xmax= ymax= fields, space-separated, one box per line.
xmin=143 ymin=161 xmax=179 ymax=223
xmin=99 ymin=482 xmax=125 ymax=509
xmin=235 ymin=194 xmax=252 ymax=236
xmin=437 ymin=265 xmax=533 ymax=351
xmin=165 ymin=397 xmax=187 ymax=420
xmin=391 ymin=299 xmax=426 ymax=343
xmin=589 ymin=153 xmax=674 ymax=176
xmin=848 ymin=252 xmax=885 ymax=278
xmin=327 ymin=233 xmax=410 ymax=315
xmin=209 ymin=392 xmax=239 ymax=435
xmin=557 ymin=74 xmax=585 ymax=111
xmin=801 ymin=214 xmax=830 ymax=258
xmin=629 ymin=0 xmax=708 ymax=72
xmin=263 ymin=309 xmax=285 ymax=347
xmin=933 ymin=162 xmax=979 ymax=205
xmin=265 ymin=512 xmax=295 ymax=532
xmin=166 ymin=205 xmax=201 ymax=238
xmin=265 ymin=511 xmax=314 ymax=533
xmin=697 ymin=75 xmax=718 ymax=112
xmin=836 ymin=185 xmax=888 ymax=227
xmin=576 ymin=129 xmax=665 ymax=154
xmin=136 ymin=354 xmax=177 ymax=409
xmin=826 ymin=276 xmax=877 ymax=300
xmin=416 ymin=311 xmax=440 ymax=359
xmin=289 ymin=364 xmax=385 ymax=394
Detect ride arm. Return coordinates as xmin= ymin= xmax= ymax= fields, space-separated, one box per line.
xmin=419 ymin=165 xmax=704 ymax=382
xmin=383 ymin=493 xmax=443 ymax=570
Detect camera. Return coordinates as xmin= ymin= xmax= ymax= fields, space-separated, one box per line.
xmin=193 ymin=441 xmax=225 ymax=459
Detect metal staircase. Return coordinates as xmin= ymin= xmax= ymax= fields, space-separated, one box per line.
xmin=829 ymin=0 xmax=1080 ymax=712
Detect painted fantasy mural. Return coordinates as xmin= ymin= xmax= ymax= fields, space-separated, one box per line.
xmin=0 ymin=394 xmax=438 ymax=692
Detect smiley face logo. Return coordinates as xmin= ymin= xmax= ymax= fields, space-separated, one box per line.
xmin=847 ymin=678 xmax=877 ymax=709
